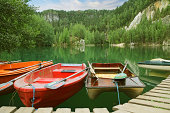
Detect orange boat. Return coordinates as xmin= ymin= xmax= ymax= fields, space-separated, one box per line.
xmin=0 ymin=61 xmax=53 ymax=95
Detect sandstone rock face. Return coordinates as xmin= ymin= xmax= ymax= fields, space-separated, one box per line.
xmin=163 ymin=39 xmax=170 ymax=46
xmin=75 ymin=39 xmax=85 ymax=46
xmin=162 ymin=15 xmax=170 ymax=24
xmin=126 ymin=12 xmax=143 ymax=30
xmin=126 ymin=0 xmax=169 ymax=30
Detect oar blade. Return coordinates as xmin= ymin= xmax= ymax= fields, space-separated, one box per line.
xmin=44 ymin=81 xmax=65 ymax=89
xmin=0 ymin=82 xmax=13 ymax=91
xmin=114 ymin=73 xmax=127 ymax=80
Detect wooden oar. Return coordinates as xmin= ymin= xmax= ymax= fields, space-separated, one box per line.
xmin=0 ymin=60 xmax=52 ymax=91
xmin=0 ymin=60 xmax=21 ymax=64
xmin=120 ymin=62 xmax=138 ymax=85
xmin=44 ymin=68 xmax=88 ymax=89
xmin=110 ymin=62 xmax=128 ymax=79
xmin=87 ymin=61 xmax=96 ymax=77
xmin=0 ymin=60 xmax=53 ymax=75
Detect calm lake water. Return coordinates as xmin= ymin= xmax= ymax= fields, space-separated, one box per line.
xmin=0 ymin=46 xmax=170 ymax=111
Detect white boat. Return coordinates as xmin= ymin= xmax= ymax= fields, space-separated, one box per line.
xmin=138 ymin=58 xmax=170 ymax=71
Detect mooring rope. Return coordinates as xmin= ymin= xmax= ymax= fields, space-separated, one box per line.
xmin=9 ymin=90 xmax=17 ymax=106
xmin=29 ymin=84 xmax=36 ymax=107
xmin=113 ymin=80 xmax=120 ymax=105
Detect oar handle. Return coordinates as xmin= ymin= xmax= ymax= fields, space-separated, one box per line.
xmin=122 ymin=62 xmax=128 ymax=73
xmin=45 ymin=68 xmax=88 ymax=89
xmin=88 ymin=61 xmax=96 ymax=75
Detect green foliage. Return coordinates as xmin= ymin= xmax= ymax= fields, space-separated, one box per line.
xmin=0 ymin=0 xmax=34 ymax=48
xmin=0 ymin=0 xmax=55 ymax=49
xmin=31 ymin=15 xmax=54 ymax=46
xmin=94 ymin=31 xmax=105 ymax=45
xmin=85 ymin=30 xmax=94 ymax=44
xmin=0 ymin=0 xmax=169 ymax=48
xmin=70 ymin=24 xmax=86 ymax=40
xmin=109 ymin=15 xmax=168 ymax=44
xmin=59 ymin=27 xmax=70 ymax=45
xmin=153 ymin=5 xmax=170 ymax=21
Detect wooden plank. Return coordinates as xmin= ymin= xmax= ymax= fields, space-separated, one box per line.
xmin=93 ymin=108 xmax=109 ymax=113
xmin=157 ymin=84 xmax=170 ymax=88
xmin=0 ymin=106 xmax=17 ymax=113
xmin=14 ymin=107 xmax=35 ymax=113
xmin=150 ymin=89 xmax=170 ymax=94
xmin=112 ymin=105 xmax=123 ymax=110
xmin=160 ymin=82 xmax=170 ymax=85
xmin=54 ymin=108 xmax=71 ymax=113
xmin=75 ymin=108 xmax=90 ymax=113
xmin=94 ymin=67 xmax=120 ymax=70
xmin=34 ymin=108 xmax=53 ymax=113
xmin=153 ymin=87 xmax=170 ymax=91
xmin=129 ymin=98 xmax=170 ymax=110
xmin=144 ymin=92 xmax=170 ymax=98
xmin=136 ymin=95 xmax=170 ymax=104
xmin=113 ymin=103 xmax=170 ymax=113
xmin=162 ymin=80 xmax=170 ymax=83
xmin=163 ymin=79 xmax=170 ymax=81
xmin=112 ymin=110 xmax=132 ymax=113
xmin=164 ymin=79 xmax=170 ymax=81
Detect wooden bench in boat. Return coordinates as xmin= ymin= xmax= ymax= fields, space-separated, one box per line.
xmin=93 ymin=67 xmax=121 ymax=70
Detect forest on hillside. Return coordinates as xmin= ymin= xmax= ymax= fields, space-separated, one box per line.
xmin=0 ymin=0 xmax=169 ymax=49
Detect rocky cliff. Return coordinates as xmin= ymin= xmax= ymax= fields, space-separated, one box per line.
xmin=126 ymin=0 xmax=169 ymax=30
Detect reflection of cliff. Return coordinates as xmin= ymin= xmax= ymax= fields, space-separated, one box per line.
xmin=162 ymin=46 xmax=170 ymax=54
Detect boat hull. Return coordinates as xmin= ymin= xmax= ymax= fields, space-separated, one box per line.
xmin=0 ymin=61 xmax=53 ymax=95
xmin=14 ymin=63 xmax=87 ymax=108
xmin=138 ymin=64 xmax=170 ymax=71
xmin=87 ymin=87 xmax=144 ymax=99
xmin=0 ymin=73 xmax=21 ymax=95
xmin=86 ymin=63 xmax=145 ymax=100
xmin=17 ymin=77 xmax=86 ymax=108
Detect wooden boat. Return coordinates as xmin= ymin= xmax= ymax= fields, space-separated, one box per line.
xmin=138 ymin=58 xmax=170 ymax=71
xmin=85 ymin=63 xmax=145 ymax=100
xmin=0 ymin=61 xmax=53 ymax=95
xmin=14 ymin=63 xmax=88 ymax=108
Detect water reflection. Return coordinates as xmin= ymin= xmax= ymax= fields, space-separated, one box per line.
xmin=0 ymin=46 xmax=169 ymax=111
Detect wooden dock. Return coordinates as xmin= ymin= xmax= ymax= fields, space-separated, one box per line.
xmin=0 ymin=107 xmax=111 ymax=113
xmin=1 ymin=75 xmax=170 ymax=113
xmin=113 ymin=75 xmax=170 ymax=113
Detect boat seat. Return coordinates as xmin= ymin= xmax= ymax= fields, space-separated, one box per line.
xmin=93 ymin=67 xmax=120 ymax=70
xmin=34 ymin=78 xmax=63 ymax=83
xmin=61 ymin=70 xmax=76 ymax=73
xmin=52 ymin=69 xmax=78 ymax=78
xmin=95 ymin=73 xmax=117 ymax=79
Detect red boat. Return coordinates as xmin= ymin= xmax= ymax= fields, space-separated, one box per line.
xmin=14 ymin=63 xmax=88 ymax=108
xmin=0 ymin=61 xmax=53 ymax=95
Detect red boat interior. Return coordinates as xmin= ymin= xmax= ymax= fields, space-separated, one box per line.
xmin=25 ymin=63 xmax=86 ymax=84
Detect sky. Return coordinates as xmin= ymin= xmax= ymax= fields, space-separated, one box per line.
xmin=28 ymin=0 xmax=128 ymax=12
